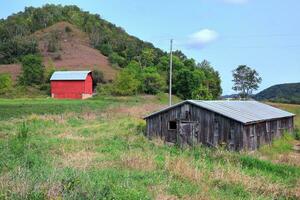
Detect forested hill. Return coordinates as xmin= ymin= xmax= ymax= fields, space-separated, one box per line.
xmin=0 ymin=4 xmax=222 ymax=99
xmin=255 ymin=83 xmax=300 ymax=104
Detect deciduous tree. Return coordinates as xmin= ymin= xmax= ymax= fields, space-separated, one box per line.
xmin=232 ymin=65 xmax=262 ymax=99
xmin=19 ymin=54 xmax=45 ymax=85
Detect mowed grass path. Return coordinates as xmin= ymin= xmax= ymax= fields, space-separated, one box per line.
xmin=0 ymin=96 xmax=299 ymax=199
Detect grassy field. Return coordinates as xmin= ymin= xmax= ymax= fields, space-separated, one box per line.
xmin=0 ymin=95 xmax=299 ymax=199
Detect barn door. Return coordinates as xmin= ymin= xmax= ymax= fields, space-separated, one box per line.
xmin=213 ymin=118 xmax=219 ymax=147
xmin=178 ymin=121 xmax=198 ymax=148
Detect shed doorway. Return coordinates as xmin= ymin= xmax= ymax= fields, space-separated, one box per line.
xmin=177 ymin=121 xmax=199 ymax=147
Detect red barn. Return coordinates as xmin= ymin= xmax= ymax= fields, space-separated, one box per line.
xmin=50 ymin=71 xmax=93 ymax=99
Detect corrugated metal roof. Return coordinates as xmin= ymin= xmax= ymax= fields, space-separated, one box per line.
xmin=50 ymin=71 xmax=91 ymax=80
xmin=144 ymin=100 xmax=295 ymax=124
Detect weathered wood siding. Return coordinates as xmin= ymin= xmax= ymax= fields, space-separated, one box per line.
xmin=242 ymin=117 xmax=294 ymax=150
xmin=145 ymin=102 xmax=294 ymax=151
xmin=146 ymin=103 xmax=244 ymax=150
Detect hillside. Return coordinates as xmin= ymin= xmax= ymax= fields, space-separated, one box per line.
xmin=255 ymin=83 xmax=300 ymax=104
xmin=0 ymin=22 xmax=117 ymax=81
xmin=0 ymin=5 xmax=222 ymax=99
xmin=0 ymin=95 xmax=299 ymax=199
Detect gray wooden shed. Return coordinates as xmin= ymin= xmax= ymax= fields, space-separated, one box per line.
xmin=144 ymin=100 xmax=295 ymax=151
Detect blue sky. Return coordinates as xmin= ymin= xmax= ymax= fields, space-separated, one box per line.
xmin=1 ymin=0 xmax=300 ymax=94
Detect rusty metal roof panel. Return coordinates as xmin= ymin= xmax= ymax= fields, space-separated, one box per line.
xmin=144 ymin=100 xmax=295 ymax=124
xmin=50 ymin=71 xmax=91 ymax=80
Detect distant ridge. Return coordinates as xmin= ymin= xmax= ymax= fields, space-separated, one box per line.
xmin=254 ymin=82 xmax=300 ymax=104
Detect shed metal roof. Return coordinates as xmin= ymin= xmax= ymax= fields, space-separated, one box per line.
xmin=50 ymin=71 xmax=91 ymax=81
xmin=144 ymin=100 xmax=295 ymax=124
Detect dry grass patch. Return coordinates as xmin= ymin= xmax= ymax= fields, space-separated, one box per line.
xmin=165 ymin=157 xmax=203 ymax=183
xmin=150 ymin=138 xmax=165 ymax=147
xmin=27 ymin=113 xmax=78 ymax=124
xmin=210 ymin=166 xmax=291 ymax=198
xmin=56 ymin=131 xmax=88 ymax=141
xmin=121 ymin=152 xmax=156 ymax=171
xmin=274 ymin=152 xmax=300 ymax=167
xmin=57 ymin=150 xmax=101 ymax=170
xmin=81 ymin=112 xmax=97 ymax=121
xmin=155 ymin=194 xmax=178 ymax=200
xmin=43 ymin=182 xmax=63 ymax=200
xmin=109 ymin=103 xmax=165 ymax=118
xmin=0 ymin=169 xmax=30 ymax=198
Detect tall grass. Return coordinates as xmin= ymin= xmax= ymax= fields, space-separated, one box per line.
xmin=0 ymin=97 xmax=299 ymax=199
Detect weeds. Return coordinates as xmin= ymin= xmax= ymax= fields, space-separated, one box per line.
xmin=294 ymin=128 xmax=300 ymax=140
xmin=239 ymin=155 xmax=300 ymax=179
xmin=17 ymin=121 xmax=29 ymax=139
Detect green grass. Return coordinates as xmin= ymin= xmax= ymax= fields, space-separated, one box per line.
xmin=258 ymin=133 xmax=294 ymax=158
xmin=0 ymin=96 xmax=299 ymax=199
xmin=267 ymin=102 xmax=300 ymax=128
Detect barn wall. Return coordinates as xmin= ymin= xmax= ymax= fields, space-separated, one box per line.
xmin=146 ymin=103 xmax=244 ymax=150
xmin=146 ymin=104 xmax=184 ymax=142
xmin=243 ymin=117 xmax=294 ymax=150
xmin=146 ymin=103 xmax=294 ymax=151
xmin=51 ymin=80 xmax=85 ymax=99
xmin=84 ymin=73 xmax=93 ymax=94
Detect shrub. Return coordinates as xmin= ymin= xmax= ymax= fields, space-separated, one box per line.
xmin=96 ymin=84 xmax=113 ymax=95
xmin=108 ymin=53 xmax=126 ymax=67
xmin=92 ymin=69 xmax=105 ymax=87
xmin=50 ymin=52 xmax=62 ymax=60
xmin=65 ymin=26 xmax=72 ymax=33
xmin=47 ymin=30 xmax=60 ymax=52
xmin=39 ymin=83 xmax=51 ymax=94
xmin=0 ymin=73 xmax=12 ymax=94
xmin=98 ymin=44 xmax=113 ymax=56
xmin=19 ymin=54 xmax=45 ymax=85
xmin=135 ymin=119 xmax=146 ymax=135
xmin=294 ymin=128 xmax=300 ymax=140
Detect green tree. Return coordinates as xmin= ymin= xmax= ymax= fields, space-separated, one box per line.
xmin=198 ymin=60 xmax=222 ymax=99
xmin=0 ymin=74 xmax=12 ymax=94
xmin=140 ymin=48 xmax=155 ymax=67
xmin=0 ymin=36 xmax=38 ymax=64
xmin=192 ymin=85 xmax=213 ymax=100
xmin=142 ymin=67 xmax=166 ymax=94
xmin=112 ymin=69 xmax=141 ymax=95
xmin=173 ymin=68 xmax=205 ymax=99
xmin=19 ymin=54 xmax=45 ymax=85
xmin=232 ymin=65 xmax=262 ymax=98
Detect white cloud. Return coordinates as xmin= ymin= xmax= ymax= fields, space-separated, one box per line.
xmin=187 ymin=29 xmax=219 ymax=49
xmin=222 ymin=0 xmax=249 ymax=4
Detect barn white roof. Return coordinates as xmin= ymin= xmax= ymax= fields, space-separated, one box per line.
xmin=50 ymin=71 xmax=91 ymax=81
xmin=144 ymin=100 xmax=295 ymax=124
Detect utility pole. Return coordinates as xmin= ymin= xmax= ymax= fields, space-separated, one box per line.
xmin=169 ymin=39 xmax=173 ymax=107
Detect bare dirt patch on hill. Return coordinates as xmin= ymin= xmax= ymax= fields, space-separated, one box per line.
xmin=0 ymin=22 xmax=118 ymax=82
